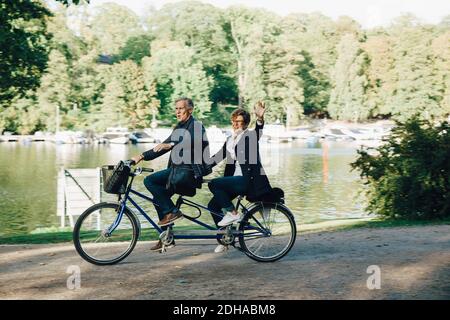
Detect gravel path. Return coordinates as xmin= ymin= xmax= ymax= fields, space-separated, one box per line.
xmin=1 ymin=225 xmax=449 ymax=300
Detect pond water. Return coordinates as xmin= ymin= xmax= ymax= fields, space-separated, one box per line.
xmin=0 ymin=140 xmax=373 ymax=236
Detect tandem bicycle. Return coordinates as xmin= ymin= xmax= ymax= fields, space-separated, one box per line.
xmin=73 ymin=161 xmax=297 ymax=265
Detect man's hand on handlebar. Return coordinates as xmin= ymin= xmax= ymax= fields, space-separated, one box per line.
xmin=131 ymin=154 xmax=144 ymax=165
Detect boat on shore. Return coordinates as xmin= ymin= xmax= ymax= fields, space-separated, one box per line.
xmin=129 ymin=131 xmax=156 ymax=144
xmin=101 ymin=127 xmax=130 ymax=144
xmin=263 ymin=124 xmax=294 ymax=143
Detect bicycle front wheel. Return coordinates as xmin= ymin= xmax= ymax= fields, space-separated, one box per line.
xmin=239 ymin=202 xmax=297 ymax=262
xmin=73 ymin=202 xmax=140 ymax=265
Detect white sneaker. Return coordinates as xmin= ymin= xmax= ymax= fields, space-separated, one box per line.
xmin=214 ymin=244 xmax=228 ymax=253
xmin=218 ymin=212 xmax=241 ymax=227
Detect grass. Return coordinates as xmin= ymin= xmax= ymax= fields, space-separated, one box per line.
xmin=0 ymin=225 xmax=204 ymax=245
xmin=1 ymin=217 xmax=449 ymax=245
xmin=298 ymin=216 xmax=450 ymax=234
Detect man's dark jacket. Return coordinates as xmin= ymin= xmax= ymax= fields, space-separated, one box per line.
xmin=142 ymin=116 xmax=211 ymax=189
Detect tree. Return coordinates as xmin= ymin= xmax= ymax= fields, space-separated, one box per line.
xmin=36 ymin=50 xmax=72 ymax=131
xmin=386 ymin=15 xmax=444 ymax=121
xmin=0 ymin=0 xmax=51 ymax=103
xmin=93 ymin=61 xmax=159 ymax=131
xmin=113 ymin=34 xmax=154 ymax=65
xmin=90 ymin=3 xmax=142 ymax=55
xmin=262 ymin=33 xmax=305 ymax=126
xmin=328 ymin=34 xmax=371 ymax=122
xmin=431 ymin=30 xmax=450 ymax=117
xmin=145 ymin=1 xmax=238 ymax=111
xmin=224 ymin=6 xmax=278 ymax=108
xmin=362 ymin=31 xmax=396 ymax=118
xmin=143 ymin=41 xmax=212 ymax=121
xmin=0 ymin=0 xmax=85 ymax=105
xmin=352 ymin=117 xmax=450 ymax=219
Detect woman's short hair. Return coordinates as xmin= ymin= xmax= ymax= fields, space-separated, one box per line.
xmin=231 ymin=108 xmax=251 ymax=127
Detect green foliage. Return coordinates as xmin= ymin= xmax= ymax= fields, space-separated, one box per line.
xmin=89 ymin=2 xmax=142 ymax=55
xmin=328 ymin=34 xmax=371 ymax=122
xmin=144 ymin=41 xmax=212 ymax=121
xmin=113 ymin=34 xmax=154 ymax=65
xmin=386 ymin=15 xmax=445 ymax=121
xmin=1 ymin=1 xmax=450 ymax=133
xmin=0 ymin=0 xmax=51 ymax=102
xmin=351 ymin=117 xmax=450 ymax=219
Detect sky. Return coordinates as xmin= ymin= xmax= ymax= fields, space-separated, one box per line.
xmin=86 ymin=0 xmax=450 ymax=28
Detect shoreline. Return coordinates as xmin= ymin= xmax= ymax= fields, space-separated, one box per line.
xmin=1 ymin=217 xmax=449 ymax=245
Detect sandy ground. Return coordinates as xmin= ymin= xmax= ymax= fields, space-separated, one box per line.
xmin=0 ymin=225 xmax=449 ymax=300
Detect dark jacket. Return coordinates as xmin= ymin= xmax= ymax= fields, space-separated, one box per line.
xmin=142 ymin=116 xmax=211 ymax=188
xmin=209 ymin=121 xmax=272 ymax=201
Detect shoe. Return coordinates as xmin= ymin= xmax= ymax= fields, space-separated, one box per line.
xmin=218 ymin=212 xmax=241 ymax=227
xmin=214 ymin=244 xmax=228 ymax=253
xmin=150 ymin=239 xmax=175 ymax=251
xmin=158 ymin=211 xmax=183 ymax=226
xmin=150 ymin=240 xmax=163 ymax=251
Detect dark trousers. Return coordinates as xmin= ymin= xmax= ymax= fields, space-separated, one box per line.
xmin=143 ymin=168 xmax=178 ymax=231
xmin=207 ymin=176 xmax=249 ymax=226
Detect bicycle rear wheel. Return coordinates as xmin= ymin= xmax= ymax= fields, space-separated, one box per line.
xmin=73 ymin=202 xmax=140 ymax=265
xmin=238 ymin=202 xmax=296 ymax=262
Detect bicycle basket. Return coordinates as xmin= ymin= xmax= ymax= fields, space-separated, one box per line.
xmin=102 ymin=161 xmax=131 ymax=194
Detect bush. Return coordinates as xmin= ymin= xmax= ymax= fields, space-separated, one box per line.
xmin=351 ymin=117 xmax=450 ymax=220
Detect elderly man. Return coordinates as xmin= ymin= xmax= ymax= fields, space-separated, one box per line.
xmin=131 ymin=97 xmax=210 ymax=251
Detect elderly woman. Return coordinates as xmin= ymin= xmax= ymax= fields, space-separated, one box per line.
xmin=207 ymin=101 xmax=272 ymax=252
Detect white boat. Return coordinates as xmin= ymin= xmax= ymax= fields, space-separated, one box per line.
xmin=144 ymin=128 xmax=172 ymax=144
xmin=129 ymin=131 xmax=156 ymax=144
xmin=51 ymin=131 xmax=76 ymax=144
xmin=0 ymin=132 xmax=19 ymax=142
xmin=102 ymin=127 xmax=130 ymax=144
xmin=288 ymin=127 xmax=314 ymax=140
xmin=263 ymin=124 xmax=293 ymax=143
xmin=322 ymin=128 xmax=355 ymax=141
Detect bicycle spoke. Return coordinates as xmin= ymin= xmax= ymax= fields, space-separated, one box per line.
xmin=74 ymin=204 xmax=138 ymax=265
xmin=239 ymin=203 xmax=296 ymax=262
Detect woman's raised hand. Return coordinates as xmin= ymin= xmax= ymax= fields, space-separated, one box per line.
xmin=254 ymin=101 xmax=266 ymax=121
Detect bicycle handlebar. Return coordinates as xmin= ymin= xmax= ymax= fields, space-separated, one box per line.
xmin=125 ymin=159 xmax=154 ymax=174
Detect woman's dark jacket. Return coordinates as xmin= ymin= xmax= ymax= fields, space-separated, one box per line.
xmin=208 ymin=121 xmax=272 ymax=201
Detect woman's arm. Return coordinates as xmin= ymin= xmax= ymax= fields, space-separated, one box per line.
xmin=206 ymin=142 xmax=227 ymax=168
xmin=254 ymin=101 xmax=265 ymax=141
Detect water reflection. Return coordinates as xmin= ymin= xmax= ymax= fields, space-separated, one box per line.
xmin=0 ymin=140 xmax=369 ymax=236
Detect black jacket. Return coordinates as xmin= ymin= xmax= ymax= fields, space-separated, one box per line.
xmin=142 ymin=116 xmax=211 ymax=188
xmin=209 ymin=121 xmax=272 ymax=201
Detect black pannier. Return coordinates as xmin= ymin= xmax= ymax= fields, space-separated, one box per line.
xmin=262 ymin=187 xmax=285 ymax=204
xmin=102 ymin=161 xmax=131 ymax=194
xmin=247 ymin=187 xmax=285 ymax=204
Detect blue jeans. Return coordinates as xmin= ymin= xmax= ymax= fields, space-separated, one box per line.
xmin=143 ymin=168 xmax=179 ymax=230
xmin=207 ymin=176 xmax=249 ymax=226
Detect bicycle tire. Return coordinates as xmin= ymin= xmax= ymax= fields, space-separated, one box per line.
xmin=238 ymin=202 xmax=297 ymax=262
xmin=73 ymin=202 xmax=140 ymax=265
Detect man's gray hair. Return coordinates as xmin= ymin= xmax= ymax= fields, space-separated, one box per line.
xmin=175 ymin=97 xmax=194 ymax=109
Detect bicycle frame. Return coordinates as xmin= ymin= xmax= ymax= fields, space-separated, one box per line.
xmin=108 ymin=173 xmax=257 ymax=240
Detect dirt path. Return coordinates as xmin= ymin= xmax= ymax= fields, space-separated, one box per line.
xmin=1 ymin=225 xmax=449 ymax=300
